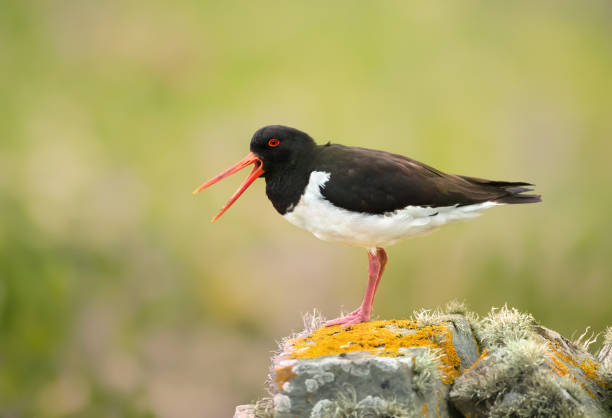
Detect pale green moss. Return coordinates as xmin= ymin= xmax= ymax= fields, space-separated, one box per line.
xmin=443 ymin=300 xmax=470 ymax=316
xmin=604 ymin=327 xmax=612 ymax=347
xmin=412 ymin=348 xmax=444 ymax=394
xmin=253 ymin=397 xmax=274 ymax=418
xmin=411 ymin=300 xmax=474 ymax=335
xmin=475 ymin=305 xmax=537 ymax=347
xmin=259 ymin=305 xmax=610 ymax=417
xmin=453 ymin=338 xmax=547 ymax=400
xmin=313 ymin=388 xmax=417 ymax=418
xmin=589 ymin=327 xmax=612 ymax=410
xmin=507 ymin=338 xmax=549 ymax=369
xmin=452 ymin=316 xmax=612 ymax=417
xmin=573 ymin=326 xmax=599 ymax=353
xmin=453 ymin=338 xmax=591 ymax=417
xmin=486 ymin=373 xmax=589 ymax=418
xmin=599 ymin=363 xmax=612 ymax=411
xmin=601 ymin=326 xmax=612 ymax=412
xmin=598 ymin=326 xmax=612 ymax=379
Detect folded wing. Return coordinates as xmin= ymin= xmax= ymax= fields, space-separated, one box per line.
xmin=315 ymin=144 xmax=541 ymax=214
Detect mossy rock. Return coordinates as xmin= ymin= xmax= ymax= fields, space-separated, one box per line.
xmin=235 ymin=305 xmax=612 ymax=418
xmin=267 ymin=315 xmax=477 ymax=417
xmin=450 ymin=308 xmax=610 ymax=417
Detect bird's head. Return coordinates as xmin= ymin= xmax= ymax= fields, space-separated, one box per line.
xmin=249 ymin=125 xmax=316 ymax=174
xmin=193 ymin=125 xmax=315 ymax=222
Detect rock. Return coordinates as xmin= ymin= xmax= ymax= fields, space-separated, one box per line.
xmin=597 ymin=327 xmax=612 ymax=413
xmin=599 ymin=327 xmax=612 ymax=370
xmin=273 ymin=351 xmax=446 ymax=417
xmin=241 ymin=304 xmax=611 ymax=417
xmin=269 ymin=316 xmax=479 ymax=417
xmin=450 ymin=313 xmax=611 ymax=417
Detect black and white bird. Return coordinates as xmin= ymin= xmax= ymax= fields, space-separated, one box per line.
xmin=194 ymin=125 xmax=541 ymax=327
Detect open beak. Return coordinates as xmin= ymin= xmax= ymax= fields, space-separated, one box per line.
xmin=193 ymin=152 xmax=264 ymax=222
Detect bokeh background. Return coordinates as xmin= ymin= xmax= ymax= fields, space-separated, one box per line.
xmin=2 ymin=1 xmax=612 ymax=416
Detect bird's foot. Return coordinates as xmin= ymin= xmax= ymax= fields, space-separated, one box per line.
xmin=324 ymin=308 xmax=370 ymax=328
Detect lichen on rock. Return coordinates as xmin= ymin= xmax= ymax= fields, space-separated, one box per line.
xmin=234 ymin=304 xmax=611 ymax=418
xmin=287 ymin=319 xmax=463 ymax=384
xmin=450 ymin=309 xmax=610 ymax=417
xmin=472 ymin=305 xmax=537 ymax=347
xmin=261 ymin=305 xmax=479 ymax=417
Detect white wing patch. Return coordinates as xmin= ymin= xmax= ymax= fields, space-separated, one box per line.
xmin=283 ymin=171 xmax=499 ymax=248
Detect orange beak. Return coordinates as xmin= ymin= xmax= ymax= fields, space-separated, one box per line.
xmin=193 ymin=152 xmax=264 ymax=222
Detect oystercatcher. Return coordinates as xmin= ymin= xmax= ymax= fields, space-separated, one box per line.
xmin=194 ymin=125 xmax=541 ymax=327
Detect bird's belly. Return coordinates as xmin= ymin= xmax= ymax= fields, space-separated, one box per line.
xmin=282 ymin=171 xmax=499 ymax=248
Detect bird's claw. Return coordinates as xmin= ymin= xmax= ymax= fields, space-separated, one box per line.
xmin=324 ymin=308 xmax=370 ymax=327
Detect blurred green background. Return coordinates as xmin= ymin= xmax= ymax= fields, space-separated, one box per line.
xmin=1 ymin=1 xmax=611 ymax=416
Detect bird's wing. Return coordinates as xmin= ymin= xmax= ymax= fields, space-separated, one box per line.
xmin=313 ymin=144 xmax=519 ymax=214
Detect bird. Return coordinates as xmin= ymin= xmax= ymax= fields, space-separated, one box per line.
xmin=193 ymin=125 xmax=541 ymax=327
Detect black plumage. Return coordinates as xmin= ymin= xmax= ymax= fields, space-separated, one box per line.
xmin=249 ymin=126 xmax=541 ymax=215
xmin=313 ymin=144 xmax=541 ymax=214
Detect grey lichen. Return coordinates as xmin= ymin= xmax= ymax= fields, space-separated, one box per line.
xmin=450 ymin=314 xmax=611 ymax=417
xmin=243 ymin=304 xmax=610 ymax=418
xmin=604 ymin=327 xmax=612 ymax=347
xmin=474 ymin=305 xmax=537 ymax=347
xmin=412 ymin=348 xmax=443 ymax=394
xmin=324 ymin=387 xmax=362 ymax=417
xmin=486 ymin=373 xmax=589 ymax=418
xmin=411 ymin=300 xmax=475 ymax=335
xmin=573 ymin=326 xmax=600 ymax=353
xmin=253 ymin=397 xmax=274 ymax=418
xmin=443 ymin=300 xmax=470 ymax=316
xmin=355 ymin=396 xmax=416 ymax=418
xmin=310 ymin=388 xmax=417 ymax=418
xmin=598 ymin=327 xmax=612 ymax=412
xmin=452 ymin=339 xmax=547 ymax=401
xmin=599 ymin=326 xmax=612 ymax=368
xmin=451 ymin=338 xmax=594 ymax=417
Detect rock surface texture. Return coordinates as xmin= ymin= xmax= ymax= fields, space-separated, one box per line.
xmin=235 ymin=304 xmax=612 ymax=417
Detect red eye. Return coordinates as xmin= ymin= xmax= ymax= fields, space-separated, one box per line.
xmin=268 ymin=138 xmax=280 ymax=147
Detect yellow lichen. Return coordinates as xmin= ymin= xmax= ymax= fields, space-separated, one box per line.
xmin=274 ymin=365 xmax=296 ymax=391
xmin=287 ymin=319 xmax=462 ymax=384
xmin=463 ymin=348 xmax=488 ymax=374
xmin=580 ymin=358 xmax=608 ymax=388
xmin=547 ymin=348 xmax=571 ymax=378
xmin=581 ymin=382 xmax=596 ymax=399
xmin=421 ymin=403 xmax=428 ymax=415
xmin=547 ymin=342 xmax=609 ymax=393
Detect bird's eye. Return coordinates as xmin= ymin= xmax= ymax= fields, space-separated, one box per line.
xmin=268 ymin=138 xmax=280 ymax=147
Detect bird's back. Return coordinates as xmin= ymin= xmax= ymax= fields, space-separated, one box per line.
xmin=312 ymin=144 xmax=540 ymax=214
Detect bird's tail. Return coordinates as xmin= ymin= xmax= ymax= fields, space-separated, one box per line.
xmin=460 ymin=176 xmax=542 ymax=204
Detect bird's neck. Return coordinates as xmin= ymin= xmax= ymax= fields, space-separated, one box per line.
xmin=264 ymin=154 xmax=314 ymax=215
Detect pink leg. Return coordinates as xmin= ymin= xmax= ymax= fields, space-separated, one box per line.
xmin=343 ymin=248 xmax=388 ymax=316
xmin=372 ymin=248 xmax=388 ymax=299
xmin=324 ymin=248 xmax=388 ymax=327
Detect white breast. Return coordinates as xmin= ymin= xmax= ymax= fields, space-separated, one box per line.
xmin=282 ymin=171 xmax=499 ymax=249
